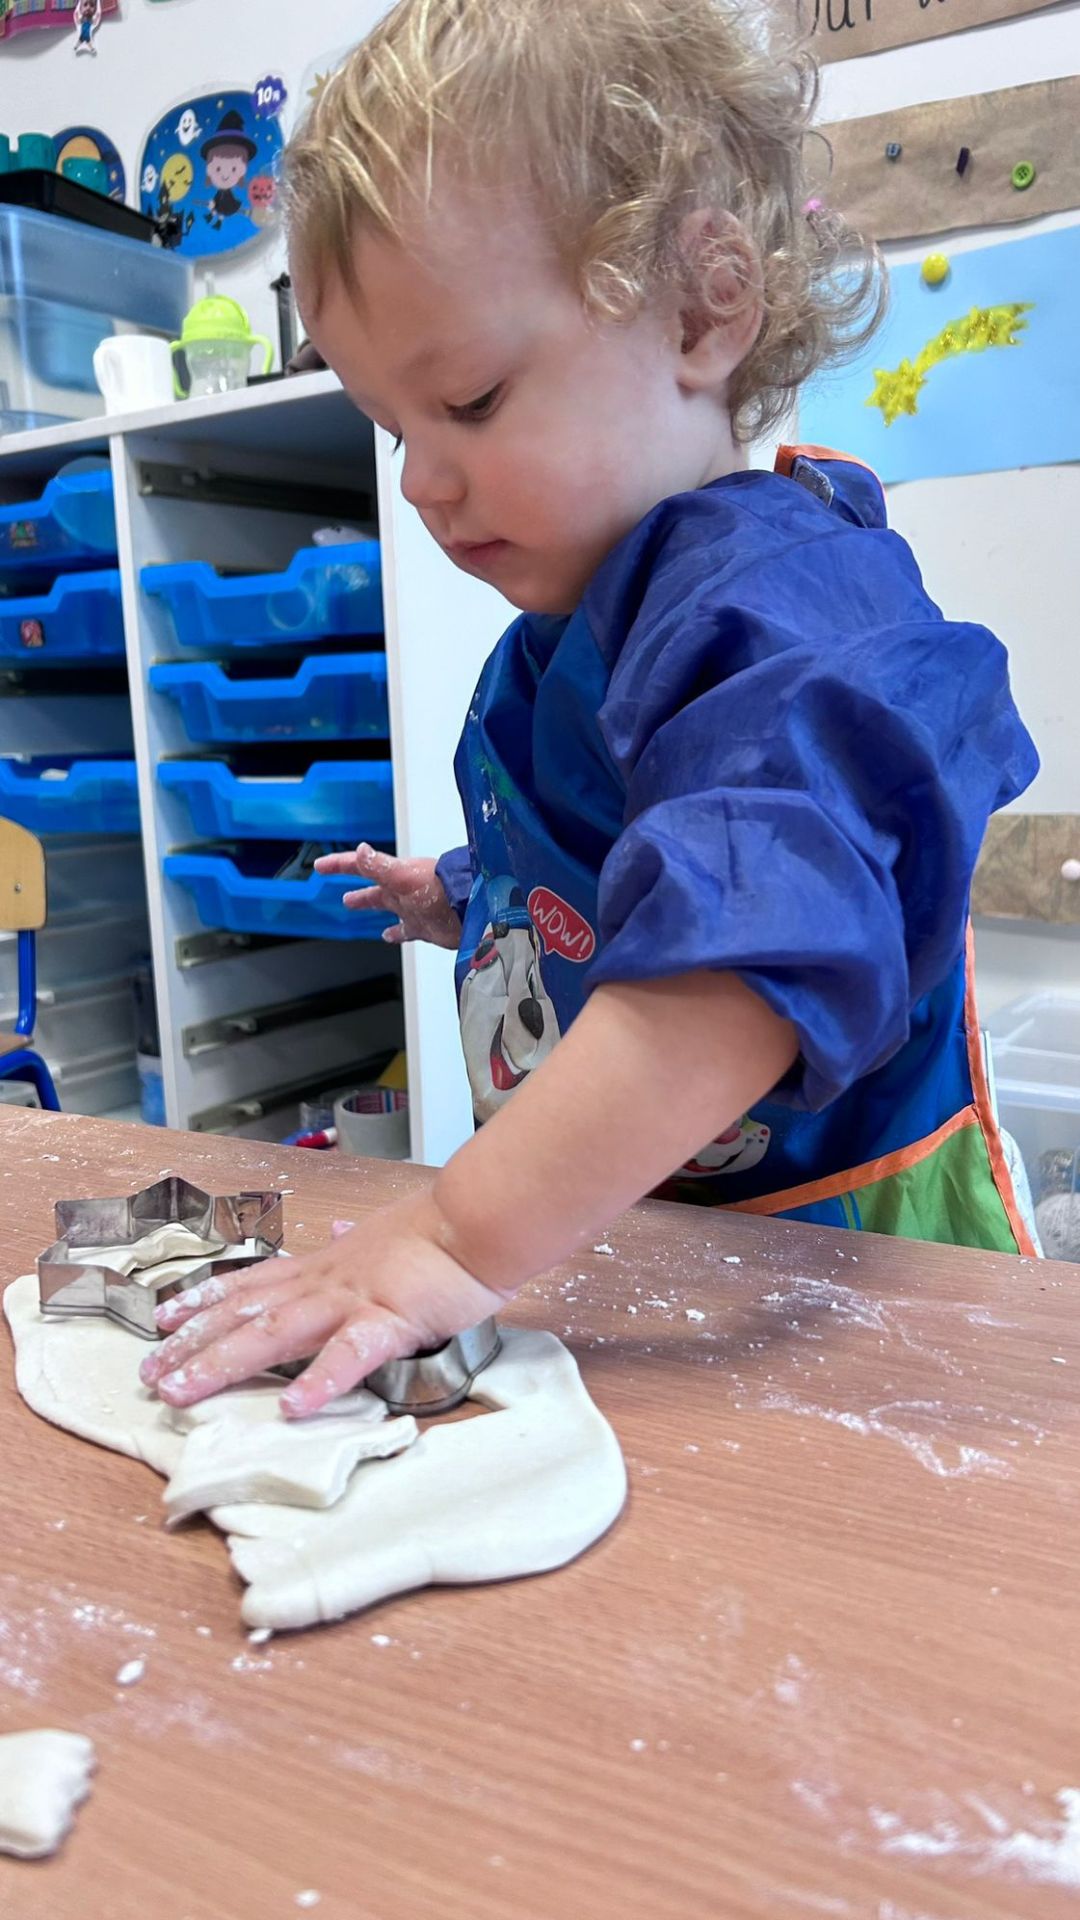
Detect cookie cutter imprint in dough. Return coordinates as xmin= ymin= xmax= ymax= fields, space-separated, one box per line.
xmin=37 ymin=1176 xmax=501 ymax=1413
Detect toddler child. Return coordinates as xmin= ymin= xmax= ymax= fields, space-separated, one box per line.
xmin=142 ymin=0 xmax=1037 ymax=1417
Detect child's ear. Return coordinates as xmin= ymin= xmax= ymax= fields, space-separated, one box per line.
xmin=674 ymin=209 xmax=764 ymax=392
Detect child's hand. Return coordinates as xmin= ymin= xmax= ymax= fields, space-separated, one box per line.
xmin=314 ymin=844 xmax=461 ymax=948
xmin=139 ymin=1194 xmax=508 ymax=1417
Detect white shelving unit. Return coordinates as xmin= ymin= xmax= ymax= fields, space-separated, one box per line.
xmin=0 ymin=371 xmax=511 ymax=1164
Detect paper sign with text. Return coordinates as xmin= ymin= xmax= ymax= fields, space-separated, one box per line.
xmin=788 ymin=0 xmax=1057 ymax=64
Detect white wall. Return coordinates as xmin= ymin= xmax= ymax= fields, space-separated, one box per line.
xmin=819 ymin=3 xmax=1080 ymax=1014
xmin=1 ymin=0 xmax=389 ymax=356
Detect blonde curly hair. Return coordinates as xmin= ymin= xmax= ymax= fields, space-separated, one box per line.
xmin=284 ymin=0 xmax=882 ymax=442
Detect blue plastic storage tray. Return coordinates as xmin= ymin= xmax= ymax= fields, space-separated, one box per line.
xmin=149 ymin=654 xmax=389 ymax=744
xmin=0 ymin=469 xmax=116 ymax=571
xmin=142 ymin=542 xmax=383 ymax=650
xmin=0 ymin=569 xmax=125 ymax=665
xmin=158 ymin=759 xmax=394 ymax=842
xmin=0 ymin=757 xmax=139 ymax=835
xmin=164 ymin=846 xmax=393 ymax=941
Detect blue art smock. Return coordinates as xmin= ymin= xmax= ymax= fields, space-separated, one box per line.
xmin=437 ymin=450 xmax=1039 ymax=1250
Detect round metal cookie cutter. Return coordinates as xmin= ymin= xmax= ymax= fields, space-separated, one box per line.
xmin=364 ymin=1318 xmax=501 ymax=1416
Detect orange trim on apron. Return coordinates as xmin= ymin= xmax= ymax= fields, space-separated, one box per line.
xmin=723 ymin=926 xmax=1036 ymax=1255
xmin=963 ymin=923 xmax=1037 ymax=1257
xmin=775 ymin=444 xmax=881 ymax=481
xmin=722 ymin=1105 xmax=977 ymax=1218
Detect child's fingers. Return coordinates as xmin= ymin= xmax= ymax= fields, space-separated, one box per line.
xmin=154 ymin=1254 xmax=296 ymax=1333
xmin=279 ymin=1309 xmax=412 ymax=1417
xmin=151 ymin=1289 xmax=355 ymax=1407
xmin=143 ymin=1277 xmax=298 ymax=1383
xmin=341 ymin=886 xmax=388 ymax=910
xmin=313 ymin=851 xmax=361 ymax=875
xmin=351 ymin=843 xmax=398 ymax=881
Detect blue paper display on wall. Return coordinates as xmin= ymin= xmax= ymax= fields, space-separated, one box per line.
xmin=138 ymin=90 xmax=284 ymax=260
xmin=799 ymin=224 xmax=1080 ymax=485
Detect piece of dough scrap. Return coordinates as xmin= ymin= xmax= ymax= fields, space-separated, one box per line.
xmin=0 ymin=1730 xmax=96 ymax=1859
xmin=163 ymin=1406 xmax=419 ymax=1522
xmin=3 ymin=1275 xmax=627 ymax=1631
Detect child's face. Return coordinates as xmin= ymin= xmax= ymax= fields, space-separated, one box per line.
xmin=302 ymin=186 xmax=740 ymax=614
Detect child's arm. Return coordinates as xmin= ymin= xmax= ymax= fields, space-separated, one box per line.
xmin=142 ymin=968 xmax=796 ymax=1414
xmin=314 ymin=843 xmax=463 ymax=947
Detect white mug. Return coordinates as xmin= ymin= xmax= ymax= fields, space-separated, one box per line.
xmin=93 ymin=334 xmax=176 ymax=414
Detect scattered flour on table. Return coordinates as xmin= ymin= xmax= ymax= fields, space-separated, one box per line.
xmin=759 ymin=1391 xmax=1025 ymax=1480
xmin=866 ymin=1787 xmax=1080 ymax=1888
xmin=0 ymin=1579 xmax=157 ymax=1700
xmin=755 ymin=1276 xmax=963 ymax=1373
xmin=774 ymin=1654 xmax=810 ymax=1708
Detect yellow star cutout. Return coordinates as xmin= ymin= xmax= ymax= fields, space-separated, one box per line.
xmin=868 ymin=359 xmax=925 ymax=428
xmin=867 ymin=303 xmax=1034 ymax=426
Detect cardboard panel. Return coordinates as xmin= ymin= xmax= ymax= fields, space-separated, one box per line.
xmin=800 ymin=0 xmax=1059 ymax=64
xmin=813 ymin=76 xmax=1080 ymax=241
xmin=973 ymin=815 xmax=1080 ymax=925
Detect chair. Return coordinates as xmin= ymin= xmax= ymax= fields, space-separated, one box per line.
xmin=0 ymin=820 xmax=59 ymax=1110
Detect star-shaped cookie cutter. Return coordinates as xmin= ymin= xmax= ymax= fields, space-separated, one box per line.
xmin=37 ymin=1176 xmax=283 ymax=1340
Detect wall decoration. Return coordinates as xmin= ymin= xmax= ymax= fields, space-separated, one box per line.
xmin=799 ymin=226 xmax=1080 ymax=485
xmin=71 ymin=0 xmax=101 ymax=54
xmin=54 ymin=124 xmax=125 ymax=200
xmin=867 ymin=302 xmax=1033 ymax=427
xmin=289 ymin=43 xmax=353 ymax=137
xmin=138 ymin=90 xmax=284 ymax=260
xmin=253 ymin=74 xmax=287 ymax=122
xmin=812 ymin=77 xmax=1080 ymax=243
xmin=0 ymin=0 xmax=117 ymax=41
xmin=798 ymin=0 xmax=1058 ymax=64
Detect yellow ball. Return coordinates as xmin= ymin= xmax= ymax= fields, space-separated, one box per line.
xmin=922 ymin=252 xmax=950 ymax=288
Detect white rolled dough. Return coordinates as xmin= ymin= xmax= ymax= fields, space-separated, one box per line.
xmin=3 ymin=1275 xmax=626 ymax=1632
xmin=163 ymin=1406 xmax=419 ymax=1522
xmin=75 ymin=1222 xmax=226 ymax=1278
xmin=0 ymin=1730 xmax=95 ymax=1859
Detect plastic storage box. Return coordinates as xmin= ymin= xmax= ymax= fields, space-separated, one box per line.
xmin=988 ymin=991 xmax=1080 ymax=1175
xmin=0 ymin=972 xmax=136 ymax=1066
xmin=158 ymin=758 xmax=394 ymax=842
xmin=149 ymin=654 xmax=390 ymax=743
xmin=0 ymin=757 xmax=139 ymax=834
xmin=0 ymin=467 xmax=116 ymax=570
xmin=0 ymin=906 xmax=148 ymax=992
xmin=0 ymin=205 xmax=190 ymax=433
xmin=51 ymin=1044 xmax=141 ymax=1117
xmin=0 ymin=570 xmax=125 ymax=665
xmin=165 ymin=845 xmax=393 ymax=941
xmin=142 ymin=542 xmax=383 ymax=649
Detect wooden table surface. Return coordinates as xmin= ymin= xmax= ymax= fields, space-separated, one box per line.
xmin=1 ymin=1107 xmax=1078 ymax=1920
